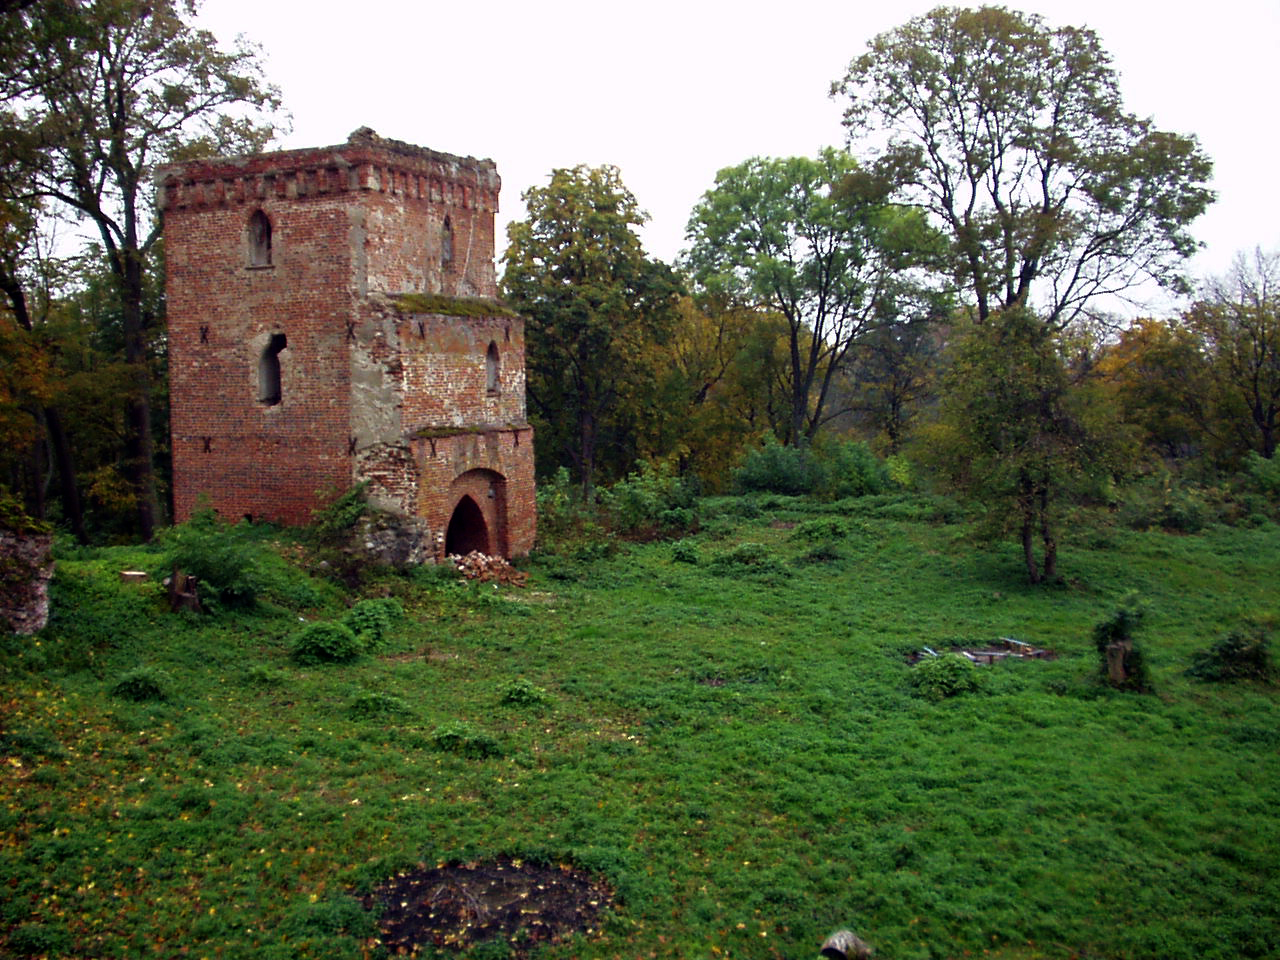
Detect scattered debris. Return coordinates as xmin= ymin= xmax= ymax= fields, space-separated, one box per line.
xmin=448 ymin=551 xmax=528 ymax=586
xmin=907 ymin=637 xmax=1054 ymax=664
xmin=364 ymin=857 xmax=612 ymax=956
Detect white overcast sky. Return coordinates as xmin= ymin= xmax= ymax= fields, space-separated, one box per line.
xmin=196 ymin=0 xmax=1278 ymax=312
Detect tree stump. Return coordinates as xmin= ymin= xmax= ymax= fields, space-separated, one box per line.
xmin=820 ymin=928 xmax=873 ymax=959
xmin=1105 ymin=640 xmax=1132 ymax=685
xmin=167 ymin=567 xmax=202 ymax=613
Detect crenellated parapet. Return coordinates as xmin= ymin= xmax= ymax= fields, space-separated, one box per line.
xmin=157 ymin=127 xmax=500 ymax=214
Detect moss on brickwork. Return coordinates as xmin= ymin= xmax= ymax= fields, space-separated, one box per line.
xmin=412 ymin=423 xmax=523 ymax=440
xmin=393 ymin=293 xmax=518 ymax=320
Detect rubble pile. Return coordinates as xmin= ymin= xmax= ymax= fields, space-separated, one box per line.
xmin=448 ymin=551 xmax=528 ymax=586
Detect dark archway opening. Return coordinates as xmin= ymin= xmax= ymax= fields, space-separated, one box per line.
xmin=445 ymin=495 xmax=489 ymax=556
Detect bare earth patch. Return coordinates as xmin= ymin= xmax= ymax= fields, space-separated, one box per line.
xmin=364 ymin=857 xmax=612 ymax=955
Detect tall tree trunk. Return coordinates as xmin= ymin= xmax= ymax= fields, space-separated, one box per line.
xmin=44 ymin=407 xmax=87 ymax=543
xmin=578 ymin=405 xmax=597 ymax=503
xmin=1021 ymin=508 xmax=1040 ymax=584
xmin=118 ymin=251 xmax=159 ymax=541
xmin=1039 ymin=488 xmax=1057 ymax=582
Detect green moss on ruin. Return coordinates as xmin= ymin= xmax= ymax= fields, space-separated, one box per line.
xmin=393 ymin=293 xmax=519 ymax=320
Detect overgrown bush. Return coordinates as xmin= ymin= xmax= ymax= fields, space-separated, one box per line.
xmin=816 ymin=437 xmax=891 ymax=499
xmin=734 ymin=435 xmax=822 ymax=496
xmin=342 ymin=597 xmax=404 ymax=652
xmin=111 ymin=666 xmax=169 ymax=702
xmin=600 ymin=460 xmax=698 ymax=539
xmin=348 ymin=688 xmax=413 ymax=720
xmin=791 ymin=518 xmax=852 ymax=542
xmin=291 ymin=621 xmax=363 ymax=666
xmin=909 ymin=653 xmax=984 ymax=701
xmin=885 ymin=453 xmax=915 ymax=489
xmin=498 ymin=677 xmax=552 ymax=707
xmin=156 ymin=508 xmax=266 ymax=608
xmin=1093 ymin=594 xmax=1152 ymax=692
xmin=671 ymin=540 xmax=700 ymax=564
xmin=308 ymin=482 xmax=370 ymax=546
xmin=6 ymin=921 xmax=71 ymax=956
xmin=1115 ymin=474 xmax=1210 ymax=533
xmin=430 ymin=720 xmax=502 ymax=758
xmin=534 ymin=467 xmax=607 ymax=554
xmin=733 ymin=435 xmax=890 ymax=500
xmin=1243 ymin=451 xmax=1280 ymax=498
xmin=710 ymin=542 xmax=790 ymax=581
xmin=1187 ymin=624 xmax=1275 ymax=683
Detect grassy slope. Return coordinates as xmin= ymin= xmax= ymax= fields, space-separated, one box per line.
xmin=1 ymin=499 xmax=1277 ymax=959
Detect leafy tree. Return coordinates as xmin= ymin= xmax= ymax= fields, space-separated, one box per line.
xmin=3 ymin=0 xmax=281 ymax=539
xmin=1095 ymin=316 xmax=1210 ymax=464
xmin=835 ymin=311 xmax=944 ymax=454
xmin=502 ymin=164 xmax=681 ymax=497
xmin=627 ymin=295 xmax=778 ymax=492
xmin=928 ymin=307 xmax=1133 ymax=584
xmin=683 ymin=148 xmax=939 ymax=445
xmin=833 ymin=5 xmax=1214 ymax=329
xmin=1186 ymin=249 xmax=1280 ymax=460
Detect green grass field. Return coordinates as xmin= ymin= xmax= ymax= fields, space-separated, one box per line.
xmin=2 ymin=496 xmax=1278 ymax=959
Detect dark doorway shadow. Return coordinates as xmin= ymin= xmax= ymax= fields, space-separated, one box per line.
xmin=445 ymin=495 xmax=490 ymax=555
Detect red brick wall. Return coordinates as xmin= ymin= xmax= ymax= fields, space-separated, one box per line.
xmin=166 ymin=195 xmax=356 ymax=526
xmin=413 ymin=428 xmax=537 ymax=558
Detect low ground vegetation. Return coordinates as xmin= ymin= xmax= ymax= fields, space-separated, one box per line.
xmin=1 ymin=497 xmax=1278 ymax=959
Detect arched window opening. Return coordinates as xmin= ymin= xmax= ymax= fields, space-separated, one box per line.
xmin=248 ymin=210 xmax=273 ymax=266
xmin=485 ymin=341 xmax=500 ymax=394
xmin=258 ymin=333 xmax=287 ymax=405
xmin=441 ymin=216 xmax=454 ymax=269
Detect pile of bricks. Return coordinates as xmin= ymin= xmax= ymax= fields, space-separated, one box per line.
xmin=448 ymin=551 xmax=528 ymax=586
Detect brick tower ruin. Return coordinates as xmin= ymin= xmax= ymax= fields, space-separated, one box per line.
xmin=159 ymin=128 xmax=535 ymax=560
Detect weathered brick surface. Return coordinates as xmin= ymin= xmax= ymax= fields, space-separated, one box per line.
xmin=0 ymin=530 xmax=53 ymax=635
xmin=161 ymin=129 xmax=535 ymax=556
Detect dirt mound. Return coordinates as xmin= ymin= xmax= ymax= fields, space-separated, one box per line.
xmin=364 ymin=857 xmax=612 ymax=955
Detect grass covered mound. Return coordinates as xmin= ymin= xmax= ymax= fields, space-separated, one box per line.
xmin=1 ymin=499 xmax=1278 ymax=959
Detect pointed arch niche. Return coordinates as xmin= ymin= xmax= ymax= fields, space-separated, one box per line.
xmin=443 ymin=468 xmax=508 ymax=558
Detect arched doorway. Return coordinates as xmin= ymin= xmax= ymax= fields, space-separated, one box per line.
xmin=445 ymin=495 xmax=490 ymax=556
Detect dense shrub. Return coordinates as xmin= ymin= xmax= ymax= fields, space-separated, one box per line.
xmin=156 ymin=508 xmax=265 ymax=608
xmin=1115 ymin=474 xmax=1210 ymax=533
xmin=816 ymin=438 xmax=891 ymax=499
xmin=1244 ymin=451 xmax=1280 ymax=498
xmin=430 ymin=721 xmax=502 ymax=758
xmin=110 ymin=666 xmax=169 ymax=702
xmin=498 ymin=677 xmax=552 ymax=707
xmin=600 ymin=460 xmax=699 ymax=539
xmin=1187 ymin=625 xmax=1275 ymax=683
xmin=342 ymin=598 xmax=404 ymax=651
xmin=671 ymin=540 xmax=700 ymax=564
xmin=291 ymin=621 xmax=363 ymax=666
xmin=909 ymin=653 xmax=984 ymax=701
xmin=534 ymin=467 xmax=606 ymax=554
xmin=733 ymin=435 xmax=822 ymax=496
xmin=348 ymin=688 xmax=413 ymax=720
xmin=1093 ymin=594 xmax=1152 ymax=692
xmin=791 ymin=518 xmax=852 ymax=542
xmin=734 ymin=435 xmax=890 ymax=500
